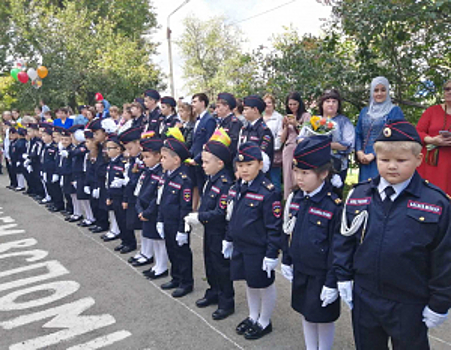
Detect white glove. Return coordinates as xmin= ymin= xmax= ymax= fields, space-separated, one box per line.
xmin=59 ymin=176 xmax=64 ymax=187
xmin=423 ymin=306 xmax=448 ymax=328
xmin=176 ymin=232 xmax=188 ymax=246
xmin=26 ymin=165 xmax=33 ymax=173
xmin=320 ymin=286 xmax=339 ymax=307
xmin=84 ymin=186 xmax=91 ymax=195
xmin=92 ymin=187 xmax=100 ymax=199
xmin=110 ymin=177 xmax=127 ymax=188
xmin=52 ymin=174 xmax=60 ymax=183
xmin=337 ymin=281 xmax=353 ymax=310
xmin=60 ymin=150 xmax=69 ymax=158
xmin=22 ymin=153 xmax=29 ymax=160
xmin=72 ymin=181 xmax=77 ymax=189
xmin=184 ymin=213 xmax=200 ymax=227
xmin=16 ymin=161 xmax=20 ymax=167
xmin=24 ymin=159 xmax=31 ymax=166
xmin=43 ymin=173 xmax=47 ymax=182
xmin=156 ymin=222 xmax=165 ymax=239
xmin=222 ymin=240 xmax=233 ymax=259
xmin=262 ymin=257 xmax=279 ymax=278
xmin=281 ymin=264 xmax=293 ymax=282
xmin=40 ymin=171 xmax=43 ymax=177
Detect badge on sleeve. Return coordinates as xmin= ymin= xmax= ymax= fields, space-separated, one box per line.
xmin=183 ymin=189 xmax=192 ymax=202
xmin=219 ymin=194 xmax=228 ymax=209
xmin=272 ymin=201 xmax=282 ymax=218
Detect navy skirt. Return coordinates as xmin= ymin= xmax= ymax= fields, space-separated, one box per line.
xmin=141 ymin=217 xmax=162 ymax=240
xmin=62 ymin=174 xmax=76 ymax=195
xmin=125 ymin=204 xmax=142 ymax=230
xmin=230 ymin=248 xmax=275 ymax=289
xmin=74 ymin=174 xmax=90 ymax=200
xmin=291 ymin=268 xmax=340 ymax=323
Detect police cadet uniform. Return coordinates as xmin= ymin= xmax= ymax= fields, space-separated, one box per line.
xmin=13 ymin=128 xmax=27 ymax=191
xmin=132 ymin=97 xmax=147 ymax=129
xmin=105 ymin=135 xmax=135 ymax=253
xmin=239 ymin=95 xmax=274 ymax=170
xmin=135 ymin=138 xmax=168 ymax=278
xmin=185 ymin=138 xmax=235 ymax=320
xmin=334 ymin=121 xmax=451 ymax=350
xmin=216 ymin=93 xmax=243 ymax=156
xmin=144 ymin=89 xmax=164 ymax=136
xmin=157 ymin=137 xmax=194 ymax=298
xmin=225 ymin=142 xmax=282 ymax=340
xmin=27 ymin=124 xmax=45 ymax=199
xmin=119 ymin=127 xmax=146 ymax=254
xmin=282 ymin=136 xmax=342 ymax=330
xmin=87 ymin=119 xmax=109 ymax=234
xmin=159 ymin=96 xmax=180 ymax=140
xmin=57 ymin=128 xmax=75 ymax=216
xmin=7 ymin=127 xmax=18 ymax=189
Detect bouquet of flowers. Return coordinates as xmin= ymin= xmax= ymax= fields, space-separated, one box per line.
xmin=299 ymin=116 xmax=336 ymax=137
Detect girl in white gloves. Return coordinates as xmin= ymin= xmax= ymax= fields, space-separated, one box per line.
xmin=281 ymin=135 xmax=342 ymax=350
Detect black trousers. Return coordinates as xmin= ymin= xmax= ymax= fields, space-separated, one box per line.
xmin=31 ymin=167 xmax=44 ymax=197
xmin=164 ymin=223 xmax=193 ymax=290
xmin=6 ymin=159 xmax=17 ymax=187
xmin=111 ymin=197 xmax=135 ymax=248
xmin=203 ymin=232 xmax=234 ymax=310
xmin=352 ymin=285 xmax=429 ymax=350
xmin=91 ymin=198 xmax=108 ymax=229
xmin=47 ymin=180 xmax=64 ymax=209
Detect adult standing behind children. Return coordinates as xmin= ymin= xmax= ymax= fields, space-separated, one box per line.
xmin=53 ymin=108 xmax=74 ymax=129
xmin=417 ymin=79 xmax=451 ymax=195
xmin=355 ymin=76 xmax=405 ymax=182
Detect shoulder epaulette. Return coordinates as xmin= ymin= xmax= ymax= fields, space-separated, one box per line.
xmin=180 ymin=172 xmax=188 ymax=179
xmin=262 ymin=180 xmax=274 ymax=191
xmin=326 ymin=191 xmax=342 ymax=205
xmin=221 ymin=175 xmax=229 ymax=183
xmin=352 ymin=178 xmax=372 ymax=188
xmin=231 ymin=116 xmax=238 ymax=122
xmin=423 ymin=179 xmax=449 ymax=200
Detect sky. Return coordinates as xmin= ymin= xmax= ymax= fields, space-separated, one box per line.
xmin=150 ymin=0 xmax=332 ymax=98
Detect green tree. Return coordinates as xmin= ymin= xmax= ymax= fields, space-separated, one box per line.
xmin=177 ymin=15 xmax=257 ymax=98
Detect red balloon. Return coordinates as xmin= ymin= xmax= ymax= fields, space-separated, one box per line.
xmin=18 ymin=71 xmax=29 ymax=84
xmin=95 ymin=92 xmax=104 ymax=101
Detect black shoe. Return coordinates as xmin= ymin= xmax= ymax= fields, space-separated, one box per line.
xmin=212 ymin=308 xmax=235 ymax=321
xmin=120 ymin=245 xmax=136 ymax=254
xmin=132 ymin=257 xmax=153 ymax=266
xmin=148 ymin=270 xmax=168 ymax=280
xmin=89 ymin=226 xmax=99 ymax=232
xmin=196 ymin=297 xmax=218 ymax=308
xmin=91 ymin=226 xmax=108 ymax=233
xmin=103 ymin=235 xmax=119 ymax=242
xmin=161 ymin=280 xmax=179 ymax=290
xmin=14 ymin=187 xmax=25 ymax=192
xmin=49 ymin=207 xmax=64 ymax=213
xmin=142 ymin=267 xmax=153 ymax=276
xmin=236 ymin=318 xmax=255 ymax=335
xmin=172 ymin=287 xmax=193 ymax=298
xmin=78 ymin=220 xmax=96 ymax=227
xmin=68 ymin=215 xmax=83 ymax=223
xmin=34 ymin=196 xmax=44 ymax=201
xmin=244 ymin=322 xmax=272 ymax=340
xmin=6 ymin=185 xmax=13 ymax=189
xmin=114 ymin=244 xmax=124 ymax=252
xmin=128 ymin=256 xmax=138 ymax=263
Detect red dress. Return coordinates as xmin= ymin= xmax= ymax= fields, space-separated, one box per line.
xmin=417 ymin=104 xmax=451 ymax=195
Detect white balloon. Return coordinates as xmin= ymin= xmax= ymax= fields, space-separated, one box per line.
xmin=27 ymin=68 xmax=38 ymax=80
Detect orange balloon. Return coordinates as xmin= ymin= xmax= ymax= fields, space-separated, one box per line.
xmin=37 ymin=66 xmax=48 ymax=79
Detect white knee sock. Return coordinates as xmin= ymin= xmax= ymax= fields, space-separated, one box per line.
xmin=141 ymin=237 xmax=154 ymax=259
xmin=71 ymin=194 xmax=82 ymax=216
xmin=17 ymin=174 xmax=25 ymax=188
xmin=258 ymin=283 xmax=277 ymax=328
xmin=109 ymin=211 xmax=119 ymax=235
xmin=152 ymin=240 xmax=168 ymax=274
xmin=246 ymin=286 xmax=261 ymax=323
xmin=318 ymin=322 xmax=335 ymax=350
xmin=302 ymin=317 xmax=319 ymax=350
xmin=80 ymin=200 xmax=95 ymax=222
xmin=42 ymin=180 xmax=50 ymax=199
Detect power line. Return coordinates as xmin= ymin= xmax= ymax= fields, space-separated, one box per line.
xmin=230 ymin=0 xmax=298 ymax=25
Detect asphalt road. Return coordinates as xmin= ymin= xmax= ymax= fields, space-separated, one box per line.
xmin=0 ymin=174 xmax=450 ymax=350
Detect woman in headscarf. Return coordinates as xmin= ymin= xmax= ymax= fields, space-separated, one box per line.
xmin=355 ymin=77 xmax=405 ymax=182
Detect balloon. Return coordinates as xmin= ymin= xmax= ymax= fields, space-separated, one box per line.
xmin=32 ymin=78 xmax=43 ymax=89
xmin=95 ymin=92 xmax=104 ymax=101
xmin=27 ymin=68 xmax=38 ymax=80
xmin=37 ymin=66 xmax=48 ymax=79
xmin=17 ymin=71 xmax=29 ymax=84
xmin=10 ymin=68 xmax=20 ymax=81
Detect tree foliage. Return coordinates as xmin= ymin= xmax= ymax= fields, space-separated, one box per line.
xmin=0 ymin=0 xmax=163 ymax=111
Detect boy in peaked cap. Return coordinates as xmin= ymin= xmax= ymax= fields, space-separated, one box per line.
xmin=184 ymin=129 xmax=235 ymax=320
xmin=215 ymin=92 xmax=243 ymax=156
xmin=224 ymin=141 xmax=282 ymax=340
xmin=157 ymin=136 xmax=194 ymax=298
xmin=334 ymin=121 xmax=451 ymax=349
xmin=281 ymin=135 xmax=342 ymax=350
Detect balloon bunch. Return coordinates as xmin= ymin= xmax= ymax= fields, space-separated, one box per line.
xmin=10 ymin=59 xmax=48 ymax=89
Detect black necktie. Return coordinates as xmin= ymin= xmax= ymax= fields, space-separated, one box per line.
xmin=240 ymin=182 xmax=248 ymax=197
xmin=383 ymin=186 xmax=395 ymax=214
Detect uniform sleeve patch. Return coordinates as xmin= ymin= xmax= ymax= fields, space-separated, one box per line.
xmin=263 ymin=135 xmax=271 ymax=142
xmin=219 ymin=194 xmax=227 ymax=209
xmin=407 ymin=200 xmax=442 ymax=215
xmin=272 ymin=201 xmax=282 ymax=218
xmin=347 ymin=197 xmax=371 ymax=206
xmin=183 ymin=189 xmax=192 ymax=202
xmin=309 ymin=207 xmax=333 ymax=219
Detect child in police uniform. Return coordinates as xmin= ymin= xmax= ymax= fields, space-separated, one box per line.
xmin=157 ymin=135 xmax=193 ymax=298
xmin=334 ymin=121 xmax=451 ymax=350
xmin=281 ymin=135 xmax=342 ymax=350
xmin=224 ymin=141 xmax=282 ymax=340
xmin=184 ymin=129 xmax=235 ymax=320
xmin=135 ymin=135 xmax=168 ymax=279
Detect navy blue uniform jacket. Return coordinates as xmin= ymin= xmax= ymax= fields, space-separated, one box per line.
xmin=334 ymin=172 xmax=451 ymax=314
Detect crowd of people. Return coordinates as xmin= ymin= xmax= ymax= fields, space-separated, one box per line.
xmin=0 ymin=77 xmax=451 ymax=349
